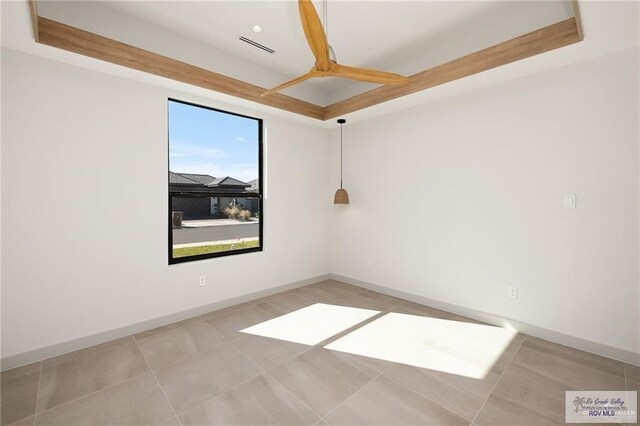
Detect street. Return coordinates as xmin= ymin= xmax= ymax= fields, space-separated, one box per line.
xmin=173 ymin=223 xmax=259 ymax=244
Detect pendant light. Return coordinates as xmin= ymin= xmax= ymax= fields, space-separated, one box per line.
xmin=334 ymin=118 xmax=349 ymax=204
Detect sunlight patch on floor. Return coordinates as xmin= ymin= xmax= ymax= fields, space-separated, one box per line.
xmin=325 ymin=312 xmax=517 ymax=379
xmin=240 ymin=303 xmax=380 ymax=345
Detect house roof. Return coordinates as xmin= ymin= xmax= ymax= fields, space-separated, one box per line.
xmin=169 ymin=172 xmax=216 ymax=185
xmin=176 ymin=173 xmax=216 ymax=185
xmin=169 ymin=171 xmax=201 ymax=185
xmin=207 ymin=176 xmax=250 ymax=188
xmin=170 ymin=172 xmax=253 ymax=191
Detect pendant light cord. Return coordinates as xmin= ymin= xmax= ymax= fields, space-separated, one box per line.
xmin=340 ymin=122 xmax=343 ymax=189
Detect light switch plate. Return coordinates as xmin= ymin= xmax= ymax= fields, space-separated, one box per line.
xmin=563 ymin=194 xmax=577 ymax=209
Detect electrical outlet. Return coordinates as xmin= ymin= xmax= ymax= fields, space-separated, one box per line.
xmin=507 ymin=286 xmax=518 ymax=299
xmin=199 ymin=276 xmax=206 ymax=287
xmin=366 ymin=259 xmax=373 ymax=269
xmin=563 ymin=194 xmax=577 ymax=209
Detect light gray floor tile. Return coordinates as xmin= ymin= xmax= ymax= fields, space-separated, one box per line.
xmin=503 ymin=338 xmax=626 ymax=402
xmin=1 ymin=363 xmax=41 ymax=426
xmin=384 ymin=333 xmax=525 ymax=421
xmin=384 ymin=365 xmax=500 ymax=422
xmin=393 ymin=300 xmax=458 ymax=320
xmin=625 ymin=363 xmax=640 ymax=384
xmin=201 ymin=305 xmax=276 ymax=341
xmin=199 ymin=302 xmax=254 ymax=321
xmin=41 ymin=337 xmax=134 ymax=369
xmin=352 ymin=290 xmax=405 ymax=309
xmin=310 ymin=280 xmax=367 ymax=296
xmin=329 ymin=293 xmax=398 ymax=313
xmin=153 ymin=342 xmax=262 ymax=414
xmin=474 ymin=376 xmax=566 ymax=425
xmin=179 ymin=374 xmax=319 ymax=425
xmin=7 ymin=416 xmax=35 ymax=426
xmin=35 ymin=374 xmax=173 ymax=426
xmin=523 ymin=337 xmax=625 ymax=378
xmin=134 ymin=317 xmax=201 ymax=339
xmin=325 ymin=374 xmax=468 ymax=425
xmin=37 ymin=339 xmax=148 ymax=411
xmin=269 ymin=348 xmax=378 ymax=417
xmin=0 ymin=362 xmax=41 ymax=425
xmin=255 ymin=294 xmax=315 ymax=316
xmin=342 ymin=351 xmax=392 ymax=374
xmin=230 ymin=333 xmax=310 ymax=370
xmin=296 ymin=285 xmax=353 ymax=305
xmin=625 ymin=379 xmax=639 ymax=408
xmin=159 ymin=416 xmax=181 ymax=426
xmin=249 ymin=289 xmax=305 ymax=306
xmin=1 ymin=364 xmax=41 ymax=383
xmin=135 ymin=318 xmax=226 ymax=369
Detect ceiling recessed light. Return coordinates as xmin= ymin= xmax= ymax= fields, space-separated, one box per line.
xmin=252 ymin=25 xmax=263 ymax=33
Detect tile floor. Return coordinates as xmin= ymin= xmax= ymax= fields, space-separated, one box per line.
xmin=1 ymin=280 xmax=637 ymax=425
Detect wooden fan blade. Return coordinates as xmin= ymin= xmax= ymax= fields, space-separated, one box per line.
xmin=298 ymin=0 xmax=331 ymax=71
xmin=331 ymin=63 xmax=410 ymax=85
xmin=261 ymin=70 xmax=318 ymax=97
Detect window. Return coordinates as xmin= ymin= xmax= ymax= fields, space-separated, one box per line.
xmin=168 ymin=99 xmax=263 ymax=264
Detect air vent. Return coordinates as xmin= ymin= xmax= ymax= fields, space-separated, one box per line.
xmin=239 ymin=36 xmax=275 ymax=54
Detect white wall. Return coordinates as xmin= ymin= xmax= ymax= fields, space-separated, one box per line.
xmin=2 ymin=45 xmax=639 ymax=363
xmin=330 ymin=47 xmax=640 ymax=355
xmin=0 ymin=49 xmax=331 ymax=359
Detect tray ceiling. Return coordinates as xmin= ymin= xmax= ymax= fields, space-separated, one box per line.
xmin=37 ymin=0 xmax=574 ymax=106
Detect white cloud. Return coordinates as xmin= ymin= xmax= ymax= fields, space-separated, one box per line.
xmin=202 ymin=148 xmax=225 ymax=159
xmin=234 ymin=136 xmax=248 ymax=143
xmin=169 ymin=143 xmax=225 ymax=160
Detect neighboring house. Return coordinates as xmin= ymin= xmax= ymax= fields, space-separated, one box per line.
xmin=170 ymin=172 xmax=258 ymax=219
xmin=245 ymin=178 xmax=260 ymax=212
xmin=247 ymin=178 xmax=258 ymax=192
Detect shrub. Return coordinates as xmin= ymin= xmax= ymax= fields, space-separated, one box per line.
xmin=224 ymin=205 xmax=241 ymax=219
xmin=224 ymin=205 xmax=251 ymax=221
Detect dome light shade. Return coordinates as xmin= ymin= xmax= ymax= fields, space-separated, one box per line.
xmin=334 ymin=188 xmax=349 ymax=204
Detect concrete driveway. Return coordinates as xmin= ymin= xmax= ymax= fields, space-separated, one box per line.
xmin=173 ymin=223 xmax=259 ymax=245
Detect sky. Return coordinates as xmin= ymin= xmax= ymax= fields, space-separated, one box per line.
xmin=169 ymin=101 xmax=259 ymax=183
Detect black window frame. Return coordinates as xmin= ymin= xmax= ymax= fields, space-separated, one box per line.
xmin=167 ymin=98 xmax=263 ymax=265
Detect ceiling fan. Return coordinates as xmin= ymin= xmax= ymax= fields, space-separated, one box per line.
xmin=261 ymin=0 xmax=410 ymax=97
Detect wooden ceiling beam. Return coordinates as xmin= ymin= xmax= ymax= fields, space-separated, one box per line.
xmin=35 ymin=16 xmax=325 ymax=120
xmin=28 ymin=0 xmax=39 ymax=41
xmin=572 ymin=0 xmax=584 ymax=41
xmin=27 ymin=1 xmax=583 ymax=122
xmin=323 ymin=17 xmax=581 ymax=120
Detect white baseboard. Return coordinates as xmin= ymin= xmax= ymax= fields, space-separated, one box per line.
xmin=329 ymin=273 xmax=640 ymax=367
xmin=0 ymin=274 xmax=330 ymax=371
